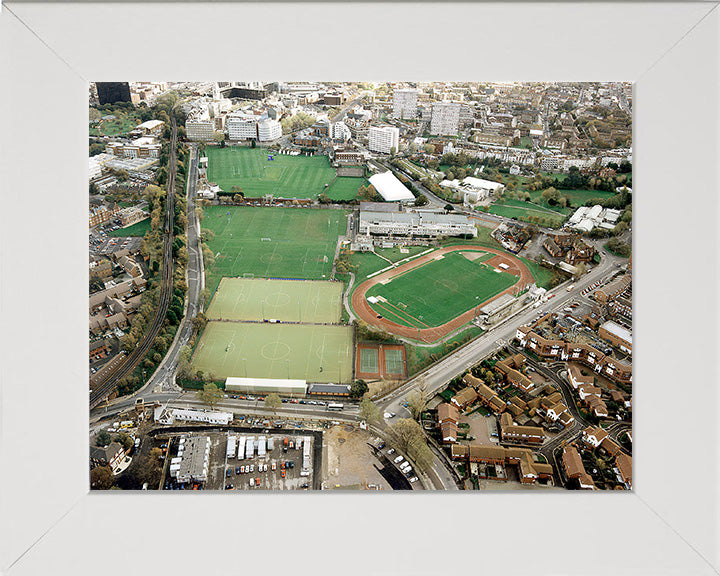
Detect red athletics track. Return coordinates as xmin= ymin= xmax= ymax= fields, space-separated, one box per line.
xmin=351 ymin=245 xmax=533 ymax=344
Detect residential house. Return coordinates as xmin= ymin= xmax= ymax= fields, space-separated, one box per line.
xmin=499 ymin=412 xmax=545 ymax=446
xmin=614 ymin=452 xmax=632 ymax=490
xmin=437 ymin=403 xmax=460 ymax=444
xmin=561 ymin=445 xmax=595 ymax=490
xmin=90 ymin=442 xmax=126 ymax=473
xmin=581 ymin=425 xmax=609 ymax=448
xmin=450 ymin=386 xmax=478 ymax=410
xmin=494 ymin=353 xmax=534 ymax=392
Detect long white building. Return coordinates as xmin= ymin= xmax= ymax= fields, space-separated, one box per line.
xmin=393 ymin=88 xmax=418 ymax=119
xmin=227 ymin=114 xmax=260 ymax=140
xmin=186 ymin=114 xmax=216 ymax=142
xmin=358 ymin=210 xmax=477 ymax=238
xmin=368 ymin=126 xmax=399 ymax=154
xmin=257 ymin=118 xmax=282 ymax=141
xmin=430 ymin=102 xmax=461 ymax=136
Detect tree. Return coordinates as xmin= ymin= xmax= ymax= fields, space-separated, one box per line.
xmin=150 ymin=447 xmax=163 ymax=461
xmin=612 ymin=221 xmax=629 ymax=236
xmin=406 ymin=389 xmax=427 ymax=421
xmin=95 ymin=430 xmax=111 ymax=447
xmin=541 ymin=187 xmax=561 ymax=205
xmin=264 ymin=393 xmax=281 ymax=414
xmin=414 ymin=194 xmax=428 ymax=207
xmin=198 ymin=382 xmax=223 ymax=408
xmin=114 ymin=432 xmax=135 ymax=452
xmin=90 ymin=465 xmax=114 ymax=490
xmin=423 ymin=143 xmax=435 ymax=155
xmin=387 ymin=418 xmax=433 ymax=471
xmin=350 ymin=379 xmax=369 ymax=398
xmin=390 ymin=146 xmax=397 ymax=157
xmin=573 ymin=262 xmax=588 ymax=279
xmin=359 ymin=397 xmax=381 ymax=424
xmin=444 ymin=203 xmax=454 ymax=212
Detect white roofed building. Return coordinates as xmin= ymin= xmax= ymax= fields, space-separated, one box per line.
xmin=358 ymin=210 xmax=477 ymax=239
xmin=368 ymin=171 xmax=415 ymax=202
xmin=225 ymin=377 xmax=308 ymax=395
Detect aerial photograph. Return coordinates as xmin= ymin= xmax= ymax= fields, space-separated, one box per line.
xmin=88 ymin=81 xmax=632 ymax=492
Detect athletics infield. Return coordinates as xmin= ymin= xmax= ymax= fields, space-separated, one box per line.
xmin=351 ymin=245 xmax=533 ymax=343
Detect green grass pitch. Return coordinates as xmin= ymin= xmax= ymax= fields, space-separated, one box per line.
xmin=202 ymin=205 xmax=348 ymax=294
xmin=205 ymin=146 xmax=336 ymax=198
xmin=366 ymin=251 xmax=519 ymax=328
xmin=206 ymin=278 xmax=343 ymax=323
xmin=325 ymin=177 xmax=366 ymax=201
xmin=191 ymin=321 xmax=354 ymax=383
xmin=108 ymin=218 xmax=150 ymax=237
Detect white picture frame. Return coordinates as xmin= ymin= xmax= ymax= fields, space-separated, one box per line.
xmin=1 ymin=2 xmax=718 ymax=575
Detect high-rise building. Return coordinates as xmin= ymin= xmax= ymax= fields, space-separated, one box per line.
xmin=368 ymin=126 xmax=400 ymax=154
xmin=393 ymin=88 xmax=418 ymax=119
xmin=430 ymin=102 xmax=461 ymax=136
xmin=96 ymin=82 xmax=131 ymax=105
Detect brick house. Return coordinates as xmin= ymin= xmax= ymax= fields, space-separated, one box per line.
xmin=561 ymin=445 xmax=595 ymax=490
xmin=437 ymin=403 xmax=460 ymax=444
xmin=499 ymin=412 xmax=545 ymax=446
xmin=450 ymin=386 xmax=478 ymax=410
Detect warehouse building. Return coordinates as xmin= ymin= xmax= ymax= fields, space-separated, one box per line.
xmin=225 ymin=377 xmax=308 ymax=396
xmin=173 ymin=436 xmax=211 ymax=484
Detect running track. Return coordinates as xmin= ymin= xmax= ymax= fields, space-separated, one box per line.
xmin=351 ymin=246 xmax=533 ymax=343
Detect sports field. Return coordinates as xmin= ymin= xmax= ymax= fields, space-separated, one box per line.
xmin=325 ymin=177 xmax=366 ymax=201
xmin=202 ymin=205 xmax=347 ymax=293
xmin=191 ymin=321 xmax=353 ymax=383
xmin=206 ymin=278 xmax=343 ymax=323
xmin=365 ymin=251 xmax=518 ymax=328
xmin=205 ymin=147 xmax=336 ymax=198
xmin=108 ymin=218 xmax=150 ymax=237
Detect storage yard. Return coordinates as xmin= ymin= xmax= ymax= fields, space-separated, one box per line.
xmin=159 ymin=429 xmax=321 ymax=491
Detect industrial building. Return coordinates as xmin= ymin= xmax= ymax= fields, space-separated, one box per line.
xmin=225 ymin=377 xmax=308 ymax=396
xmin=172 ymin=436 xmax=211 ymax=484
xmin=153 ymin=406 xmax=234 ymax=425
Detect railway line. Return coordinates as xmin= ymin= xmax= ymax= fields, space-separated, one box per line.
xmin=90 ymin=117 xmax=178 ymax=409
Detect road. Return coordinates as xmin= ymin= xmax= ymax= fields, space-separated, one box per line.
xmin=378 ymin=246 xmax=623 ymax=417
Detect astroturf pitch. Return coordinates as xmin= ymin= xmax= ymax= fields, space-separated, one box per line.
xmin=191 ymin=321 xmax=354 ymax=383
xmin=366 ymin=250 xmax=519 ymax=328
xmin=206 ymin=278 xmax=343 ymax=323
xmin=202 ymin=205 xmax=348 ymax=294
xmin=205 ymin=146 xmax=336 ymax=198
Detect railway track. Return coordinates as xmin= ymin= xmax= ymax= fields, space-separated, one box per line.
xmin=90 ymin=118 xmax=178 ymax=409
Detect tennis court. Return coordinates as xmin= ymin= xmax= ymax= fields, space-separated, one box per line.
xmin=191 ymin=321 xmax=354 ymax=383
xmin=359 ymin=347 xmax=379 ymax=373
xmin=205 ymin=146 xmax=336 ymax=198
xmin=384 ymin=349 xmax=405 ymax=375
xmin=202 ymin=205 xmax=348 ymax=293
xmin=206 ymin=278 xmax=343 ymax=323
xmin=365 ymin=251 xmax=518 ymax=328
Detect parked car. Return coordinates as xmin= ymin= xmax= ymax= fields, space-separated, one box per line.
xmin=240 ymin=465 xmax=245 ymax=474
xmin=281 ymin=469 xmax=286 ymax=478
xmin=387 ymin=448 xmax=395 ymax=455
xmin=226 ymin=469 xmax=232 ymax=478
xmin=409 ymin=476 xmax=418 ymax=483
xmin=235 ymin=466 xmax=241 ymax=475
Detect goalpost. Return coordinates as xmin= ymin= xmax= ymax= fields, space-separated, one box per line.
xmin=243 ymin=273 xmax=255 ymax=278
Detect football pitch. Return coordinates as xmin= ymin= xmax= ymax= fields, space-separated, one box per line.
xmin=205 ymin=146 xmax=336 ymax=199
xmin=191 ymin=322 xmax=354 ymax=383
xmin=206 ymin=278 xmax=343 ymax=323
xmin=365 ymin=251 xmax=518 ymax=328
xmin=202 ymin=205 xmax=348 ymax=294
